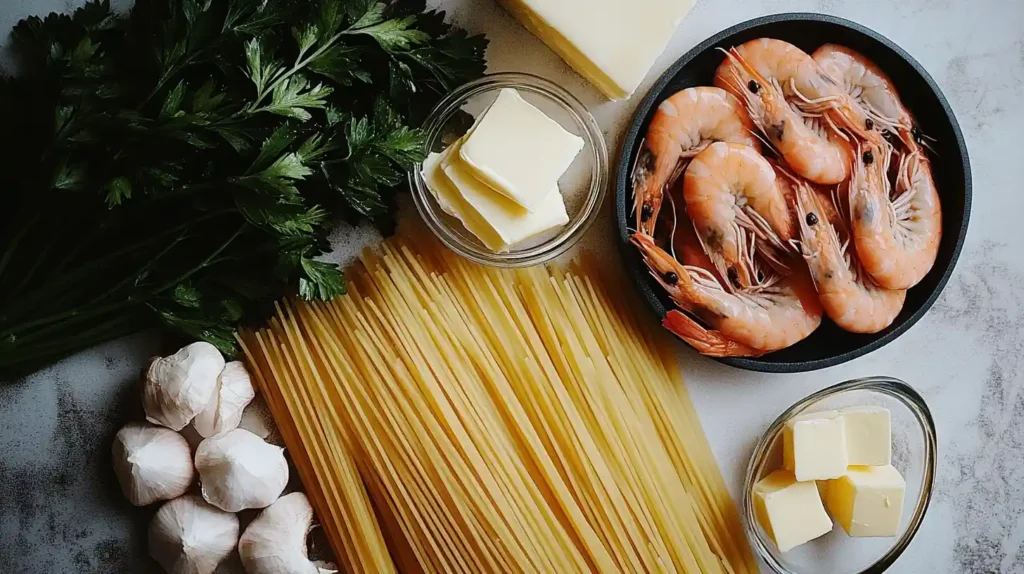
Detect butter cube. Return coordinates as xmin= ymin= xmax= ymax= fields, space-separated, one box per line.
xmin=458 ymin=88 xmax=583 ymax=211
xmin=753 ymin=470 xmax=833 ymax=552
xmin=497 ymin=0 xmax=696 ymax=100
xmin=826 ymin=465 xmax=906 ymax=537
xmin=783 ymin=410 xmax=849 ymax=481
xmin=421 ymin=143 xmax=569 ymax=253
xmin=840 ymin=406 xmax=891 ymax=466
xmin=422 ymin=150 xmax=503 ymax=251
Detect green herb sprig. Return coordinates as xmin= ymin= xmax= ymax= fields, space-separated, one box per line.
xmin=0 ymin=0 xmax=487 ymax=378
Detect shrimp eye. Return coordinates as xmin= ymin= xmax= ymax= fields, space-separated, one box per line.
xmin=747 ymin=80 xmax=760 ymax=94
xmin=806 ymin=212 xmax=819 ymax=226
xmin=727 ymin=267 xmax=740 ymax=288
xmin=663 ymin=271 xmax=679 ymax=285
xmin=640 ymin=203 xmax=654 ymax=221
xmin=862 ymin=150 xmax=874 ymax=165
xmin=911 ymin=125 xmax=923 ymax=143
xmin=865 ymin=118 xmax=874 ymax=130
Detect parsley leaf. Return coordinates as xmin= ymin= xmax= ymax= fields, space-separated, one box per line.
xmin=0 ymin=0 xmax=486 ymax=377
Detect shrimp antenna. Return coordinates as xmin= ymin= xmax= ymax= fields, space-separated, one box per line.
xmin=666 ymin=191 xmax=679 ymax=262
xmin=628 ymin=137 xmax=646 ymax=200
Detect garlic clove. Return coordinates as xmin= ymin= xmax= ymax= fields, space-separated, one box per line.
xmin=144 ymin=342 xmax=225 ymax=431
xmin=195 ymin=428 xmax=288 ymax=513
xmin=194 ymin=361 xmax=256 ymax=438
xmin=112 ymin=422 xmax=194 ymax=506
xmin=237 ymin=394 xmax=282 ymax=446
xmin=239 ymin=492 xmax=333 ymax=574
xmin=149 ymin=494 xmax=239 ymax=574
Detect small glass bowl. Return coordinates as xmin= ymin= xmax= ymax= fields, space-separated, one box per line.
xmin=743 ymin=376 xmax=937 ymax=574
xmin=409 ymin=73 xmax=608 ymax=267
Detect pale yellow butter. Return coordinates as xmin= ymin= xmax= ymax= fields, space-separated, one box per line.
xmin=839 ymin=406 xmax=891 ymax=466
xmin=497 ymin=0 xmax=696 ymax=100
xmin=421 ymin=141 xmax=569 ymax=253
xmin=421 ymin=149 xmax=505 ymax=252
xmin=753 ymin=470 xmax=833 ymax=552
xmin=783 ymin=410 xmax=849 ymax=481
xmin=826 ymin=464 xmax=906 ymax=537
xmin=458 ymin=88 xmax=583 ymax=211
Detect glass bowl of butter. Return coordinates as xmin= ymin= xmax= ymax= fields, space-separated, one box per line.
xmin=743 ymin=376 xmax=937 ymax=574
xmin=411 ymin=72 xmax=607 ymax=267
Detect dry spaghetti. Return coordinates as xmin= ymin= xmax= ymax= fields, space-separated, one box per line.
xmin=238 ymin=233 xmax=756 ymax=574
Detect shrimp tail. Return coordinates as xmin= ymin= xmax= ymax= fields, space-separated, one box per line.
xmin=663 ymin=310 xmax=766 ymax=357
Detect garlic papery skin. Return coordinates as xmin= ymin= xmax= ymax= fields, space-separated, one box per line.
xmin=239 ymin=492 xmax=337 ymax=574
xmin=238 ymin=395 xmax=282 ymax=445
xmin=144 ymin=342 xmax=225 ymax=431
xmin=112 ymin=422 xmax=194 ymax=506
xmin=193 ymin=361 xmax=255 ymax=438
xmin=195 ymin=428 xmax=288 ymax=512
xmin=149 ymin=494 xmax=239 ymax=574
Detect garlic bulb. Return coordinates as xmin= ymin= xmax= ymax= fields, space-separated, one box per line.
xmin=195 ymin=428 xmax=288 ymax=512
xmin=112 ymin=422 xmax=194 ymax=506
xmin=149 ymin=494 xmax=239 ymax=574
xmin=193 ymin=361 xmax=255 ymax=438
xmin=238 ymin=395 xmax=282 ymax=445
xmin=239 ymin=492 xmax=337 ymax=574
xmin=144 ymin=342 xmax=225 ymax=431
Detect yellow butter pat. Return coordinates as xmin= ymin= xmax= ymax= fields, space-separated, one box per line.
xmin=839 ymin=406 xmax=891 ymax=466
xmin=753 ymin=470 xmax=833 ymax=552
xmin=783 ymin=410 xmax=849 ymax=481
xmin=497 ymin=0 xmax=696 ymax=100
xmin=458 ymin=88 xmax=583 ymax=211
xmin=443 ymin=144 xmax=568 ymax=250
xmin=826 ymin=464 xmax=906 ymax=537
xmin=422 ymin=150 xmax=505 ymax=252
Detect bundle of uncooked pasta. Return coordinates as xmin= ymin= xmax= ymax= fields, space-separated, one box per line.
xmin=238 ymin=232 xmax=756 ymax=574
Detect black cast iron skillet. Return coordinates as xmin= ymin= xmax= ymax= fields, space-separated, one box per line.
xmin=615 ymin=13 xmax=971 ymax=373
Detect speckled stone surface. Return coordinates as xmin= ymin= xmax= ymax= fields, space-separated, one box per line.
xmin=2 ymin=0 xmax=1022 ymax=572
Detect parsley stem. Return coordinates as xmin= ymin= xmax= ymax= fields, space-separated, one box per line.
xmin=0 ymin=314 xmax=141 ymax=377
xmin=0 ymin=213 xmax=41 ymax=288
xmin=152 ymin=224 xmax=246 ymax=294
xmin=0 ymin=300 xmax=136 ymax=342
xmin=245 ymin=31 xmax=346 ymax=114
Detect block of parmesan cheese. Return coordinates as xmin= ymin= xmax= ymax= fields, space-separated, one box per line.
xmin=498 ymin=0 xmax=696 ymax=100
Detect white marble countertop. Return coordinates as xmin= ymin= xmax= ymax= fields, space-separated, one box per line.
xmin=2 ymin=0 xmax=1021 ymax=572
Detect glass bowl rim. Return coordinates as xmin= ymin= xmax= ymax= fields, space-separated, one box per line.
xmin=408 ymin=72 xmax=608 ymax=268
xmin=742 ymin=376 xmax=937 ymax=574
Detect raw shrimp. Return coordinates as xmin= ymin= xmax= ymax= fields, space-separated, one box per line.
xmin=713 ymin=48 xmax=853 ymax=185
xmin=715 ymin=38 xmax=884 ymax=146
xmin=632 ymin=86 xmax=760 ymax=234
xmin=683 ymin=142 xmax=795 ymax=288
xmin=659 ymin=202 xmax=766 ymax=356
xmin=790 ymin=174 xmax=906 ymax=334
xmin=813 ymin=44 xmax=921 ymax=153
xmin=849 ymin=144 xmax=942 ymax=290
xmin=630 ymin=232 xmax=823 ymax=353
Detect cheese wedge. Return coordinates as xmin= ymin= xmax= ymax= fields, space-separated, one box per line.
xmin=498 ymin=0 xmax=696 ymax=100
xmin=458 ymin=88 xmax=583 ymax=211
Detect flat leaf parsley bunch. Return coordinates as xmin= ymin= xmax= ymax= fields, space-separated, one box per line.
xmin=0 ymin=0 xmax=487 ymax=377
